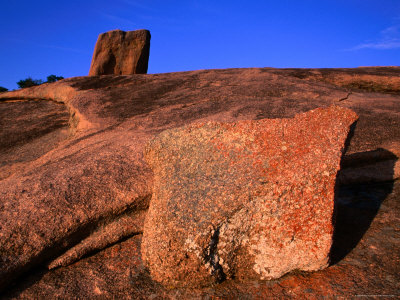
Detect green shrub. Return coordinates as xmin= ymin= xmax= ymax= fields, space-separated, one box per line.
xmin=16 ymin=74 xmax=64 ymax=89
xmin=46 ymin=75 xmax=64 ymax=83
xmin=17 ymin=77 xmax=43 ymax=89
xmin=0 ymin=86 xmax=8 ymax=92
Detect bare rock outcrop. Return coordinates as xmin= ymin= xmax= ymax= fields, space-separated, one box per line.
xmin=0 ymin=67 xmax=399 ymax=298
xmin=0 ymin=99 xmax=70 ymax=180
xmin=142 ymin=106 xmax=358 ymax=287
xmin=88 ymin=29 xmax=151 ymax=76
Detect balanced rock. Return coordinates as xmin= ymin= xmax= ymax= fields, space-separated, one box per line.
xmin=88 ymin=29 xmax=151 ymax=76
xmin=142 ymin=106 xmax=358 ymax=287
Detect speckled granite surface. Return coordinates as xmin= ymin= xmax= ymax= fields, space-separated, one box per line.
xmin=1 ymin=67 xmax=399 ymax=298
xmin=142 ymin=106 xmax=358 ymax=287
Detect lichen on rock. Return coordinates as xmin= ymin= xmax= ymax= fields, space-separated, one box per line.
xmin=141 ymin=106 xmax=358 ymax=287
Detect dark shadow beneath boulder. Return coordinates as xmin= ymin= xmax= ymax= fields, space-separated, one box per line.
xmin=330 ymin=148 xmax=397 ymax=265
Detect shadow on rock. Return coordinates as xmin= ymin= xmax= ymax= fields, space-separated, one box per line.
xmin=330 ymin=148 xmax=397 ymax=265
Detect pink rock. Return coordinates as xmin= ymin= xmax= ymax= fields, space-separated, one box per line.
xmin=142 ymin=106 xmax=358 ymax=287
xmin=88 ymin=29 xmax=151 ymax=76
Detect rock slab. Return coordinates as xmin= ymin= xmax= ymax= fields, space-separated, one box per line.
xmin=142 ymin=106 xmax=358 ymax=287
xmin=88 ymin=29 xmax=151 ymax=76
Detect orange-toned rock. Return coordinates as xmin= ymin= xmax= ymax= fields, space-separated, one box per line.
xmin=88 ymin=29 xmax=151 ymax=76
xmin=0 ymin=67 xmax=399 ymax=297
xmin=142 ymin=106 xmax=358 ymax=287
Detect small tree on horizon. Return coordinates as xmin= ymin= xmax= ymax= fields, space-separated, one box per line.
xmin=0 ymin=86 xmax=8 ymax=92
xmin=17 ymin=77 xmax=43 ymax=89
xmin=46 ymin=75 xmax=64 ymax=83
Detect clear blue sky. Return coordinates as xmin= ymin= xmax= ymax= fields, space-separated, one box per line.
xmin=1 ymin=0 xmax=399 ymax=90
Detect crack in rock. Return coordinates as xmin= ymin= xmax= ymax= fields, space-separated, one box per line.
xmin=203 ymin=226 xmax=226 ymax=283
xmin=47 ymin=209 xmax=147 ymax=269
xmin=338 ymin=91 xmax=352 ymax=102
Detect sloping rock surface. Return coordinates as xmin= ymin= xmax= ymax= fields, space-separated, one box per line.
xmin=142 ymin=106 xmax=358 ymax=287
xmin=88 ymin=29 xmax=151 ymax=75
xmin=0 ymin=99 xmax=70 ymax=180
xmin=0 ymin=67 xmax=399 ymax=298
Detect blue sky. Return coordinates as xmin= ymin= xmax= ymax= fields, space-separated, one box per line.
xmin=0 ymin=0 xmax=399 ymax=90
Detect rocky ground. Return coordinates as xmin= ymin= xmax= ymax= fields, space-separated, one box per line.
xmin=0 ymin=67 xmax=399 ymax=298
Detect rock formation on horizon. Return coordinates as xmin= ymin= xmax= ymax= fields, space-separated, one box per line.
xmin=88 ymin=29 xmax=151 ymax=76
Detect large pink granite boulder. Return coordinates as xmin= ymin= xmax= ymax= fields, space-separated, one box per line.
xmin=142 ymin=106 xmax=358 ymax=287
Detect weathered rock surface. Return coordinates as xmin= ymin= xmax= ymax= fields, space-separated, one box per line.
xmin=0 ymin=67 xmax=399 ymax=298
xmin=88 ymin=29 xmax=151 ymax=76
xmin=0 ymin=99 xmax=70 ymax=180
xmin=47 ymin=209 xmax=147 ymax=269
xmin=142 ymin=106 xmax=358 ymax=287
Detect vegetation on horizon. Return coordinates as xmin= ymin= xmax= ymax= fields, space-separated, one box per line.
xmin=0 ymin=86 xmax=8 ymax=92
xmin=46 ymin=75 xmax=64 ymax=83
xmin=17 ymin=74 xmax=64 ymax=89
xmin=17 ymin=77 xmax=43 ymax=89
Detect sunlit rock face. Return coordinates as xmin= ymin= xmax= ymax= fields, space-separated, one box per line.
xmin=89 ymin=29 xmax=151 ymax=76
xmin=0 ymin=67 xmax=399 ymax=298
xmin=142 ymin=106 xmax=358 ymax=287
